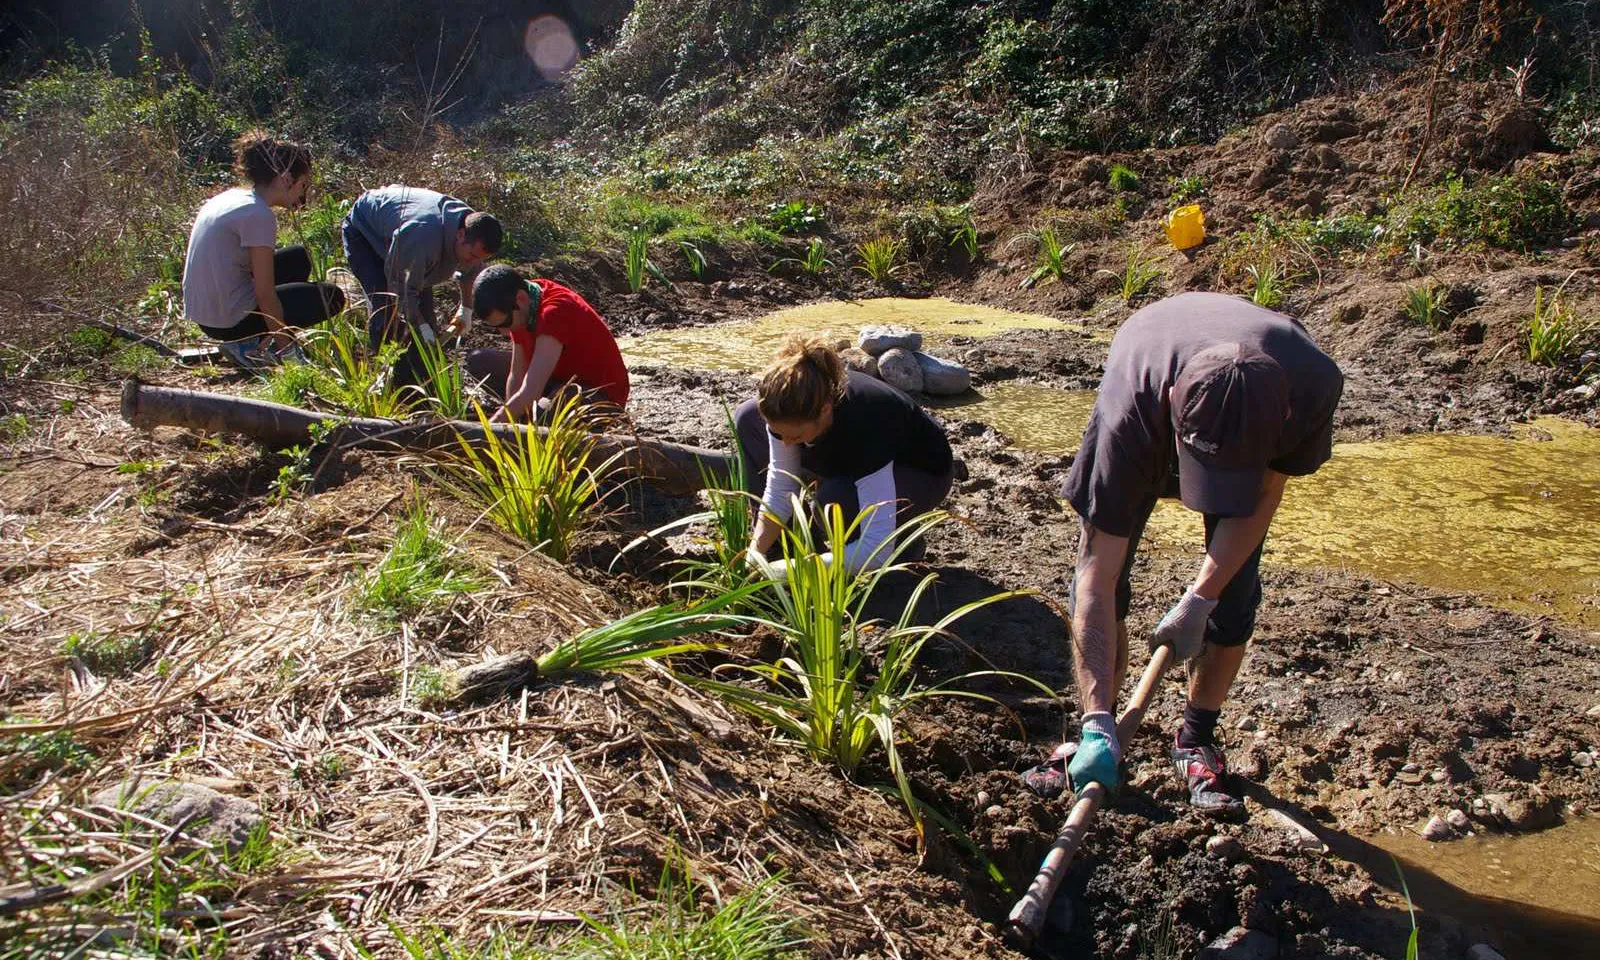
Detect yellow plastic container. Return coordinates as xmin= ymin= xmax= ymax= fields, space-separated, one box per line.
xmin=1166 ymin=204 xmax=1206 ymax=251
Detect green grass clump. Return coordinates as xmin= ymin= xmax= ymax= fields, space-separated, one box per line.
xmin=1107 ymin=163 xmax=1141 ymax=192
xmin=1100 ymin=245 xmax=1163 ymax=303
xmin=359 ymin=499 xmax=484 ymax=620
xmin=1527 ymin=285 xmax=1592 ymax=366
xmin=273 ymin=310 xmax=412 ymax=419
xmin=694 ymin=503 xmax=1042 ymax=837
xmin=110 ymin=344 xmax=166 ymax=377
xmin=436 ymin=397 xmax=622 ymax=563
xmin=1 ymin=726 xmax=96 ymax=787
xmin=1018 ymin=225 xmax=1074 ymax=289
xmin=764 ymin=199 xmax=825 ymax=235
xmin=1388 ymin=175 xmax=1572 ymax=251
xmin=1403 ymin=284 xmax=1451 ymax=332
xmin=1244 ymin=257 xmax=1296 ymax=310
xmin=62 ymin=631 xmax=150 ymax=675
xmin=854 ymin=236 xmax=906 ymax=284
xmin=769 ymin=238 xmax=833 ymax=277
xmin=407 ymin=327 xmax=471 ymax=420
xmin=0 ymin=414 xmax=29 ymax=442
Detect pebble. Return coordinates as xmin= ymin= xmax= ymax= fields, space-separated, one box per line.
xmin=1421 ymin=815 xmax=1453 ymax=841
xmin=1197 ymin=926 xmax=1279 ymax=960
xmin=1446 ymin=809 xmax=1471 ymax=830
xmin=1236 ymin=716 xmax=1259 ymax=732
xmin=1206 ymin=835 xmax=1245 ymax=862
xmin=1400 ymin=762 xmax=1420 ymax=774
xmin=976 ymin=790 xmax=990 ymax=806
xmin=1584 ymin=704 xmax=1600 ymax=718
xmin=1467 ymin=945 xmax=1508 ymax=960
xmin=984 ymin=805 xmax=1004 ymax=819
xmin=1574 ymin=751 xmax=1595 ymax=769
xmin=1429 ymin=769 xmax=1449 ymax=783
xmin=1264 ymin=809 xmax=1327 ymax=854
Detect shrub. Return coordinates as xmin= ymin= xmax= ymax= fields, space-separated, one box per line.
xmin=1388 ymin=175 xmax=1573 ymax=251
xmin=62 ymin=631 xmax=150 ymax=675
xmin=764 ymin=200 xmax=825 ymax=235
xmin=1167 ymin=174 xmax=1206 ymax=205
xmin=1107 ymin=163 xmax=1141 ymax=192
xmin=1403 ymin=284 xmax=1451 ymax=332
xmin=1099 ymin=245 xmax=1163 ymax=303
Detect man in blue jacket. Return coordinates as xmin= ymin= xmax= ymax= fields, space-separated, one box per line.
xmin=341 ymin=185 xmax=502 ymax=382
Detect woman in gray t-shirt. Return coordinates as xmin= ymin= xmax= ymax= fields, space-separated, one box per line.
xmin=181 ymin=131 xmax=344 ymax=361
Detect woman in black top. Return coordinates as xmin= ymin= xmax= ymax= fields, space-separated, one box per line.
xmin=734 ymin=336 xmax=955 ymax=571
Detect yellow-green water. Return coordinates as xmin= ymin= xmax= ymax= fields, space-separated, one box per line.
xmin=1140 ymin=418 xmax=1600 ymax=625
xmin=929 ymin=382 xmax=1099 ymax=452
xmin=619 ymin=297 xmax=1082 ymax=372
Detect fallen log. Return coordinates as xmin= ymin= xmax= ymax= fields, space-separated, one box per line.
xmin=120 ymin=380 xmax=735 ymax=494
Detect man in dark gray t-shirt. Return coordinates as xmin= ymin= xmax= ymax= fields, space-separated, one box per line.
xmin=1044 ymin=292 xmax=1343 ymax=816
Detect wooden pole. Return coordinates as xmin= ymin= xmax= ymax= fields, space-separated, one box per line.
xmin=1003 ymin=644 xmax=1173 ymax=949
xmin=119 ymin=380 xmax=736 ymax=494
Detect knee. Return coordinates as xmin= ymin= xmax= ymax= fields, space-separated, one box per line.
xmin=815 ymin=475 xmax=859 ymax=522
xmin=1206 ymin=579 xmax=1261 ymax=648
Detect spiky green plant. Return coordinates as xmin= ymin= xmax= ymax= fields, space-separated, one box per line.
xmin=1019 ymin=226 xmax=1074 ymax=289
xmin=293 ymin=309 xmax=412 ymax=419
xmin=1245 ymin=259 xmax=1294 ymax=309
xmin=435 ymin=396 xmax=622 ymax=562
xmin=853 ymin=236 xmax=906 ymax=285
xmin=358 ymin=498 xmax=484 ymax=620
xmin=770 ymin=238 xmax=833 ymax=277
xmin=1527 ymin=285 xmax=1591 ymax=366
xmin=946 ymin=206 xmax=980 ymax=260
xmin=407 ymin=326 xmax=470 ymax=419
xmin=535 ymin=588 xmax=757 ymax=680
xmin=1403 ymin=284 xmax=1451 ymax=332
xmin=625 ymin=227 xmax=652 ymax=293
xmin=1099 ymin=246 xmax=1163 ymax=303
xmin=691 ymin=501 xmax=1045 ymax=838
xmin=1108 ymin=163 xmax=1141 ymax=192
xmin=679 ymin=240 xmax=708 ymax=280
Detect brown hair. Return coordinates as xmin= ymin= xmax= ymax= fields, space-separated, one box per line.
xmin=757 ymin=336 xmax=847 ymax=423
xmin=232 ymin=130 xmax=312 ymax=187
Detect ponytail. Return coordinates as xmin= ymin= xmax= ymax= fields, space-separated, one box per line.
xmin=233 ymin=130 xmax=312 ymax=187
xmin=757 ymin=336 xmax=847 ymax=423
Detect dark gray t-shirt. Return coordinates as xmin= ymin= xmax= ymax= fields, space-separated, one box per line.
xmin=1064 ymin=292 xmax=1344 ymax=536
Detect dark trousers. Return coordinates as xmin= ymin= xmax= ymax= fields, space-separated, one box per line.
xmin=198 ymin=246 xmax=344 ymax=340
xmin=1109 ymin=481 xmax=1266 ymax=649
xmin=733 ymin=398 xmax=953 ymax=556
xmin=464 ymin=348 xmax=623 ymax=421
xmin=341 ymin=216 xmax=432 ymax=386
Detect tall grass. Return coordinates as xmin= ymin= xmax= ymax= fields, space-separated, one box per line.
xmin=1018 ymin=226 xmax=1074 ymax=289
xmin=1100 ymin=245 xmax=1163 ymax=303
xmin=407 ymin=327 xmax=471 ymax=419
xmin=1403 ymin=284 xmax=1450 ymax=332
xmin=535 ymin=588 xmax=757 ymax=680
xmin=770 ymin=238 xmax=833 ymax=276
xmin=1526 ymin=284 xmax=1591 ymax=365
xmin=358 ymin=498 xmax=484 ymax=620
xmin=278 ymin=309 xmax=412 ymax=418
xmin=435 ymin=396 xmax=622 ymax=562
xmin=1245 ymin=258 xmax=1293 ymax=309
xmin=692 ymin=501 xmax=1042 ymax=837
xmin=853 ymin=236 xmax=906 ymax=285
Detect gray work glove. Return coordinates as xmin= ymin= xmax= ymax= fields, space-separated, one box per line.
xmin=1150 ymin=588 xmax=1217 ymax=663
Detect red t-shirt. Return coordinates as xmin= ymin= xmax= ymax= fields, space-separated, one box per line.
xmin=508 ymin=279 xmax=630 ymax=407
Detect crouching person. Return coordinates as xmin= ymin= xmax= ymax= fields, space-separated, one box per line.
xmin=465 ymin=265 xmax=630 ymax=422
xmin=736 ymin=337 xmax=954 ymax=574
xmin=182 ymin=131 xmax=345 ymax=367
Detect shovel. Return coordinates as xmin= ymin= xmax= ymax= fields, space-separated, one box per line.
xmin=1004 ymin=644 xmax=1174 ymax=950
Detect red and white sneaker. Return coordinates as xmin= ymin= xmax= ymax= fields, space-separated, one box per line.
xmin=1170 ymin=735 xmax=1245 ymax=817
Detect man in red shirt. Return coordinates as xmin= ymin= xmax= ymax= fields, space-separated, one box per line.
xmin=465 ymin=265 xmax=630 ymax=422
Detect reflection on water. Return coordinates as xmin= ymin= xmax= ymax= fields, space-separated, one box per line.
xmin=930 ymin=383 xmax=1098 ymax=452
xmin=620 ymin=297 xmax=1084 ymax=372
xmin=1141 ymin=418 xmax=1600 ymax=625
xmin=1362 ymin=817 xmax=1600 ymax=958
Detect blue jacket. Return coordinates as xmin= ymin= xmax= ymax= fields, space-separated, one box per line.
xmin=347 ymin=185 xmax=479 ymax=324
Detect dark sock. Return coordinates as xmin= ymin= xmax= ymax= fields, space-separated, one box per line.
xmin=1177 ymin=703 xmax=1221 ymax=749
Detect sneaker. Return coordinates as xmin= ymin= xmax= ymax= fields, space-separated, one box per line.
xmin=1021 ymin=741 xmax=1076 ymax=800
xmin=217 ymin=336 xmax=275 ymax=371
xmin=1170 ymin=735 xmax=1245 ymax=817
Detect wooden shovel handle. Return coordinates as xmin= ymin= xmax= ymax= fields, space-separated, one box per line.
xmin=1003 ymin=644 xmax=1174 ymax=948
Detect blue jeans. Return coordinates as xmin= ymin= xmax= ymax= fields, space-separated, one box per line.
xmin=341 ymin=215 xmax=430 ymax=386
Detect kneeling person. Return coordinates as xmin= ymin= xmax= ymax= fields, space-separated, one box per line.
xmin=736 ymin=338 xmax=954 ymax=574
xmin=466 ymin=265 xmax=630 ymax=422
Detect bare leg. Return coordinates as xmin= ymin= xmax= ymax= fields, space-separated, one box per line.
xmin=1186 ymin=643 xmax=1247 ymax=711
xmin=1113 ymin=621 xmax=1129 ymax=701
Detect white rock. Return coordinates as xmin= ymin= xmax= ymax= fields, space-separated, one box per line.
xmin=876 ymin=348 xmax=924 ymax=393
xmin=858 ymin=326 xmax=922 ymax=356
xmin=913 ymin=351 xmax=971 ymax=395
xmin=1584 ymin=703 xmax=1600 ymax=718
xmin=1205 ymin=834 xmax=1245 ymax=862
xmin=91 ymin=780 xmax=263 ymax=851
xmin=1236 ymin=716 xmax=1259 ymax=732
xmin=1573 ymin=751 xmax=1594 ymax=768
xmin=1263 ymin=123 xmax=1299 ymax=152
xmin=1264 ymin=808 xmax=1327 ymax=854
xmin=1197 ymin=926 xmax=1278 ymax=960
xmin=1467 ymin=945 xmax=1508 ymax=960
xmin=1421 ymin=815 xmax=1453 ymax=841
xmin=1446 ymin=808 xmax=1471 ymax=830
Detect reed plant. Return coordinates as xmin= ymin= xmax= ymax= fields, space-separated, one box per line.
xmin=435 ymin=396 xmax=623 ymax=562
xmin=853 ymin=236 xmax=906 ymax=284
xmin=1526 ymin=284 xmax=1591 ymax=366
xmin=406 ymin=327 xmax=471 ymax=419
xmin=770 ymin=238 xmax=833 ymax=276
xmin=1099 ymin=245 xmax=1163 ymax=303
xmin=1245 ymin=258 xmax=1294 ymax=309
xmin=625 ymin=227 xmax=651 ymax=292
xmin=294 ymin=309 xmax=412 ymax=419
xmin=692 ymin=501 xmax=1044 ymax=837
xmin=1403 ymin=284 xmax=1450 ymax=332
xmin=1019 ymin=226 xmax=1073 ymax=289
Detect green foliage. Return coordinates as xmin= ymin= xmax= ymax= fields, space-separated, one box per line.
xmin=1100 ymin=245 xmax=1164 ymax=303
xmin=435 ymin=397 xmax=622 ymax=562
xmin=1018 ymin=226 xmax=1075 ymax=290
xmin=407 ymin=329 xmax=471 ymax=420
xmin=276 ymin=310 xmax=413 ymax=419
xmin=770 ymin=238 xmax=833 ymax=276
xmin=1389 ymin=855 xmax=1419 ymax=960
xmin=1107 ymin=163 xmax=1141 ymax=192
xmin=409 ymin=666 xmax=451 ymax=705
xmin=1388 ymin=175 xmax=1573 ymax=251
xmin=1167 ymin=175 xmax=1207 ymax=205
xmin=946 ymin=206 xmax=980 ymax=260
xmin=66 ymin=326 xmax=115 ymax=354
xmin=764 ymin=200 xmax=825 ymax=235
xmin=853 ymin=236 xmax=906 ymax=284
xmin=0 ymin=414 xmax=28 ymax=443
xmin=604 ymin=193 xmax=714 ymax=239
xmin=358 ymin=499 xmax=484 ymax=620
xmin=1 ymin=727 xmax=95 ymax=785
xmin=62 ymin=631 xmax=151 ymax=675
xmin=694 ymin=503 xmax=1042 ymax=836
xmin=269 ymin=443 xmax=316 ymax=503
xmin=680 ymin=240 xmax=709 ymax=280
xmin=535 ymin=589 xmax=754 ymax=682
xmin=625 ymin=228 xmax=658 ymax=293
xmin=1403 ymin=284 xmax=1451 ymax=332
xmin=286 ymin=192 xmax=352 ymax=281
xmin=1527 ymin=285 xmax=1592 ymax=366
xmin=110 ymin=344 xmax=166 ymax=377
xmin=1244 ymin=258 xmax=1295 ymax=309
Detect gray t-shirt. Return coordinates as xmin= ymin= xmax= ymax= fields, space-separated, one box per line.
xmin=182 ymin=188 xmax=277 ymax=331
xmin=345 ymin=185 xmax=477 ymax=325
xmin=1064 ymin=292 xmax=1344 ymax=536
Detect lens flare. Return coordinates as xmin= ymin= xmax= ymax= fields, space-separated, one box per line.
xmin=524 ymin=15 xmax=579 ymax=82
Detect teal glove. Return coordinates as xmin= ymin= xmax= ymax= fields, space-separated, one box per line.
xmin=1067 ymin=711 xmax=1122 ymax=794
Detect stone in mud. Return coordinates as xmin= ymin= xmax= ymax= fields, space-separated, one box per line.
xmin=1467 ymin=945 xmax=1508 ymax=960
xmin=1572 ymin=751 xmax=1594 ymax=769
xmin=1205 ymin=835 xmax=1245 ymax=862
xmin=840 ymin=347 xmax=879 ymax=379
xmin=858 ymin=326 xmax=922 ymax=356
xmin=876 ymin=348 xmax=923 ymax=393
xmin=1196 ymin=926 xmax=1278 ymax=960
xmin=1264 ymin=808 xmax=1327 ymax=853
xmin=1421 ymin=815 xmax=1453 ymax=841
xmin=91 ymin=780 xmax=263 ymax=852
xmin=914 ymin=351 xmax=972 ymax=396
xmin=1446 ymin=809 xmax=1471 ymax=831
xmin=1263 ymin=123 xmax=1299 ymax=152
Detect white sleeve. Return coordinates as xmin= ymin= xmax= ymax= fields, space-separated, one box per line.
xmin=759 ymin=432 xmax=802 ymax=525
xmin=840 ymin=462 xmax=899 ymax=573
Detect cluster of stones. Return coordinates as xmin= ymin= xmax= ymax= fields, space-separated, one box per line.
xmin=840 ymin=325 xmax=972 ymax=396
